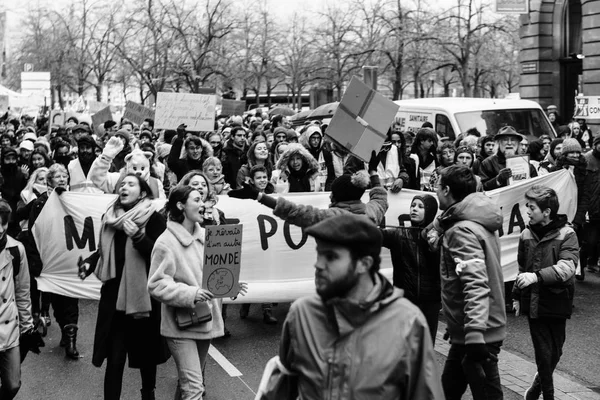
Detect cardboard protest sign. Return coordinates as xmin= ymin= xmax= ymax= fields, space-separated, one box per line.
xmin=507 ymin=155 xmax=530 ymax=185
xmin=221 ymin=99 xmax=245 ymax=116
xmin=88 ymin=100 xmax=109 ymax=114
xmin=91 ymin=106 xmax=113 ymax=129
xmin=155 ymin=92 xmax=216 ymax=131
xmin=327 ymin=76 xmax=399 ymax=161
xmin=202 ymin=224 xmax=243 ymax=298
xmin=123 ymin=100 xmax=155 ymax=126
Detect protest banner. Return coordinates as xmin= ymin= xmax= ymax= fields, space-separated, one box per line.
xmin=33 ymin=170 xmax=576 ymax=302
xmin=327 ymin=76 xmax=400 ymax=161
xmin=155 ymin=92 xmax=216 ymax=131
xmin=123 ymin=100 xmax=155 ymax=126
xmin=91 ymin=106 xmax=113 ymax=129
xmin=573 ymin=96 xmax=600 ymax=119
xmin=221 ymin=99 xmax=245 ymax=116
xmin=203 ymin=224 xmax=243 ymax=298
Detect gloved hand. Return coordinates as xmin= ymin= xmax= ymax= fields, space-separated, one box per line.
xmin=516 ymin=272 xmax=538 ymax=289
xmin=390 ymin=178 xmax=404 ymax=193
xmin=78 ymin=256 xmax=93 ymax=280
xmin=228 ymin=182 xmax=259 ymax=200
xmin=512 ymin=300 xmax=520 ymax=317
xmin=54 ymin=187 xmax=67 ymax=196
xmin=177 ymin=124 xmax=188 ymax=139
xmin=20 ymin=327 xmax=45 ymax=361
xmin=497 ymin=168 xmax=512 ymax=184
xmin=465 ymin=343 xmax=490 ymax=362
xmin=102 ymin=136 xmax=125 ymax=159
xmin=368 ymin=150 xmax=379 ymax=173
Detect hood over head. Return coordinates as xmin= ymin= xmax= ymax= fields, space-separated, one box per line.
xmin=298 ymin=125 xmax=323 ymax=150
xmin=275 ymin=143 xmax=319 ymax=175
xmin=439 ymin=192 xmax=503 ymax=233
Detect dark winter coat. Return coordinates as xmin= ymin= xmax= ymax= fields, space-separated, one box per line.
xmin=551 ymin=154 xmax=587 ymax=226
xmin=582 ymin=149 xmax=600 ymax=221
xmin=87 ymin=212 xmax=170 ymax=368
xmin=221 ymin=139 xmax=248 ymax=187
xmin=513 ymin=215 xmax=578 ymax=319
xmin=0 ymin=165 xmax=27 ymax=236
xmin=167 ymin=136 xmax=213 ymax=182
xmin=478 ymin=152 xmax=538 ymax=190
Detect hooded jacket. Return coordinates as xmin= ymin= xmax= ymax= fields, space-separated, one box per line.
xmin=513 ymin=215 xmax=577 ymax=319
xmin=381 ymin=195 xmax=440 ymax=304
xmin=272 ymin=143 xmax=320 ymax=193
xmin=274 ymin=273 xmax=444 ymax=400
xmin=298 ymin=126 xmax=333 ymax=189
xmin=436 ymin=192 xmax=506 ymax=345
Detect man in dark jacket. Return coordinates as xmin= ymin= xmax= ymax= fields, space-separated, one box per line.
xmin=478 ymin=126 xmax=537 ymax=190
xmin=167 ymin=125 xmax=213 ymax=182
xmin=259 ymin=214 xmax=444 ymax=399
xmin=431 ymin=165 xmax=506 ymax=400
xmin=513 ymin=185 xmax=578 ymax=400
xmin=0 ymin=147 xmax=28 ymax=237
xmin=221 ymin=126 xmax=248 ymax=186
xmin=580 ymin=135 xmax=600 ymax=273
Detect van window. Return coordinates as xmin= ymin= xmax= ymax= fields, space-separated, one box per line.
xmin=435 ymin=114 xmax=455 ymax=140
xmin=454 ymin=109 xmax=555 ymax=139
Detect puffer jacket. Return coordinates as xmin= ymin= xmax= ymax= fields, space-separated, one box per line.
xmin=272 ymin=143 xmax=320 ymax=193
xmin=582 ymin=149 xmax=600 ymax=221
xmin=513 ymin=215 xmax=578 ymax=319
xmin=274 ymin=273 xmax=444 ymax=400
xmin=436 ymin=192 xmax=507 ymax=345
xmin=0 ymin=237 xmax=34 ymax=351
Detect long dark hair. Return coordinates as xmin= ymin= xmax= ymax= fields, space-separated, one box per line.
xmin=167 ymin=185 xmax=195 ymax=223
xmin=114 ymin=173 xmax=154 ymax=209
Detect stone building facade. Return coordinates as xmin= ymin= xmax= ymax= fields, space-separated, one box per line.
xmin=520 ymin=0 xmax=600 ymax=128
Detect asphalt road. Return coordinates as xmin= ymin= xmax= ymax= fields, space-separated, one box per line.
xmin=16 ymin=273 xmax=600 ymax=399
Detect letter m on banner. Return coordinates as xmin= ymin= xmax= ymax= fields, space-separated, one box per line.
xmin=64 ymin=216 xmax=95 ymax=251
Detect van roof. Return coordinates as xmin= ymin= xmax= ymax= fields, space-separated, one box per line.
xmin=393 ymin=97 xmax=543 ymax=112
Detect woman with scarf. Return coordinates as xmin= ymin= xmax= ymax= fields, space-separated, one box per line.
xmin=79 ymin=174 xmax=169 ymax=400
xmin=410 ymin=128 xmax=438 ymax=190
xmin=148 ymin=186 xmax=246 ymax=399
xmin=271 ymin=143 xmax=320 ymax=193
xmin=373 ymin=130 xmax=410 ymax=193
xmin=380 ymin=194 xmax=441 ymax=343
xmin=236 ymin=142 xmax=273 ymax=189
xmin=16 ymin=167 xmax=51 ymax=328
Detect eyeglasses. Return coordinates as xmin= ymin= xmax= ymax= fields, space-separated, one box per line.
xmin=391 ymin=140 xmax=401 ymax=144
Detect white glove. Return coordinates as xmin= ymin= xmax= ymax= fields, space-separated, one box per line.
xmin=516 ymin=272 xmax=538 ymax=289
xmin=103 ymin=136 xmax=125 ymax=159
xmin=512 ymin=300 xmax=520 ymax=317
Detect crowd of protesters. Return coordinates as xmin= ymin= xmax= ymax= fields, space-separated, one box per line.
xmin=0 ymin=103 xmax=595 ymax=400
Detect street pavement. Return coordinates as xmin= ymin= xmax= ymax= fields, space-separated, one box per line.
xmin=16 ymin=272 xmax=600 ymax=399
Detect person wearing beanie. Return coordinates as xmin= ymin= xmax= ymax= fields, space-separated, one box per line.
xmin=478 ymin=126 xmax=538 ymax=190
xmin=580 ymin=134 xmax=600 ymax=276
xmin=229 ymin=161 xmax=389 ymax=227
xmin=539 ymin=138 xmax=564 ymax=175
xmin=380 ymin=194 xmax=441 ymax=343
xmin=258 ymin=213 xmax=444 ymax=399
xmin=68 ymin=135 xmax=103 ymax=193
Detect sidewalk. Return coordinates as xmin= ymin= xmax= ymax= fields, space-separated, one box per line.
xmin=435 ymin=322 xmax=600 ymax=400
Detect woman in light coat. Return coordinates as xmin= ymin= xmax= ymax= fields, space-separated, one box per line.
xmin=148 ymin=186 xmax=245 ymax=399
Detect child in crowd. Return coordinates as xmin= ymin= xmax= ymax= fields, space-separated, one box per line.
xmin=513 ymin=185 xmax=578 ymax=400
xmin=202 ymin=157 xmax=231 ymax=195
xmin=380 ymin=194 xmax=440 ymax=344
xmin=238 ymin=165 xmax=277 ymax=324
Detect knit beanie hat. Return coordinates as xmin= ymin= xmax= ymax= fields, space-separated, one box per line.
xmin=331 ymin=171 xmax=370 ymax=202
xmin=411 ymin=194 xmax=438 ymax=227
xmin=557 ymin=125 xmax=571 ymax=137
xmin=562 ymin=138 xmax=582 ymax=154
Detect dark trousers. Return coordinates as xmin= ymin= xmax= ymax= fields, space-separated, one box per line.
xmin=50 ymin=293 xmax=79 ymax=329
xmin=581 ymin=221 xmax=600 ymax=267
xmin=416 ymin=301 xmax=441 ymax=345
xmin=442 ymin=342 xmax=503 ymax=400
xmin=104 ymin=317 xmax=156 ymax=400
xmin=0 ymin=346 xmax=21 ymax=400
xmin=30 ymin=277 xmax=50 ymax=316
xmin=528 ymin=318 xmax=566 ymax=400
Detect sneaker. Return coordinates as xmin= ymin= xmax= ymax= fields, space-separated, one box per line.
xmin=523 ymin=373 xmax=541 ymax=400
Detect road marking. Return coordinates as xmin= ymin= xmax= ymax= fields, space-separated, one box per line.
xmin=209 ymin=345 xmax=242 ymax=377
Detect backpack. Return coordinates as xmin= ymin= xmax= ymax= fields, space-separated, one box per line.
xmin=8 ymin=246 xmax=20 ymax=278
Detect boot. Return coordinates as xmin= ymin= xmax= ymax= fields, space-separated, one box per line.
xmin=59 ymin=327 xmax=68 ymax=347
xmin=263 ymin=309 xmax=278 ymax=325
xmin=140 ymin=388 xmax=155 ymax=400
xmin=64 ymin=324 xmax=80 ymax=360
xmin=239 ymin=304 xmax=250 ymax=319
xmin=524 ymin=373 xmax=541 ymax=400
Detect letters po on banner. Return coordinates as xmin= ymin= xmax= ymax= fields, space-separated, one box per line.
xmin=32 ymin=170 xmax=576 ymax=302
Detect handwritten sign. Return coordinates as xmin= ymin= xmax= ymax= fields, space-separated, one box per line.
xmin=123 ymin=100 xmax=155 ymax=126
xmin=221 ymin=99 xmax=245 ymax=116
xmin=155 ymin=92 xmax=216 ymax=131
xmin=507 ymin=155 xmax=530 ymax=184
xmin=91 ymin=106 xmax=113 ymax=130
xmin=202 ymin=224 xmax=243 ymax=298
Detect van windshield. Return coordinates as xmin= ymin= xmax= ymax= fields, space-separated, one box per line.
xmin=454 ymin=109 xmax=555 ymax=139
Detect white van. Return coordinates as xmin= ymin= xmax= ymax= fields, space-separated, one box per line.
xmin=393 ymin=98 xmax=556 ymax=140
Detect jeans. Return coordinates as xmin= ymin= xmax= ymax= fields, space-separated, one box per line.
xmin=442 ymin=342 xmax=503 ymax=400
xmin=528 ymin=318 xmax=566 ymax=400
xmin=0 ymin=346 xmax=21 ymax=399
xmin=167 ymin=338 xmax=211 ymax=400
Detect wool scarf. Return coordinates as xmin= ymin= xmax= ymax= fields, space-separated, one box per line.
xmin=96 ymin=198 xmax=156 ymax=318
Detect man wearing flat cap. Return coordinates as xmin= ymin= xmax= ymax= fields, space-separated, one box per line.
xmin=260 ymin=214 xmax=443 ymax=399
xmin=478 ymin=126 xmax=537 ymax=190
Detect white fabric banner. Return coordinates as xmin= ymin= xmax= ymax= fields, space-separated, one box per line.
xmin=32 ymin=170 xmax=576 ymax=302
